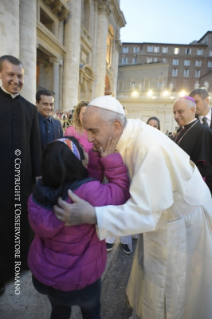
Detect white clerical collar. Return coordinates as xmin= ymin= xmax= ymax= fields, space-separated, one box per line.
xmin=1 ymin=86 xmax=20 ymax=99
xmin=182 ymin=118 xmax=197 ymax=129
xmin=199 ymin=109 xmax=211 ymax=124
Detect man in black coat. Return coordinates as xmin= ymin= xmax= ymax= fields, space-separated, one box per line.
xmin=36 ymin=89 xmax=63 ymax=152
xmin=189 ymin=88 xmax=212 ymax=192
xmin=173 ymin=96 xmax=212 ymax=194
xmin=0 ymin=55 xmax=42 ymax=295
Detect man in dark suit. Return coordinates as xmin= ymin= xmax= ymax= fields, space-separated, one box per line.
xmin=189 ymin=88 xmax=212 ymax=193
xmin=189 ymin=88 xmax=211 ymax=127
xmin=0 ymin=55 xmax=42 ymax=295
xmin=36 ymin=89 xmax=63 ymax=151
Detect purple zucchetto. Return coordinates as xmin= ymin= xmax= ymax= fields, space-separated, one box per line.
xmin=179 ymin=96 xmax=195 ymax=103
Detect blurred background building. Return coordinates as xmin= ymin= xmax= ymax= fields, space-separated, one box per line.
xmin=117 ymin=31 xmax=212 ymax=132
xmin=0 ymin=0 xmax=126 ymax=110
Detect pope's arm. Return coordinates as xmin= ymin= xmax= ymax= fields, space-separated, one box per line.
xmin=55 ymin=140 xmax=193 ymax=239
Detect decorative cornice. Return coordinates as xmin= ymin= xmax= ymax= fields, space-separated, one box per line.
xmin=98 ymin=0 xmax=112 ymax=17
xmin=49 ymin=57 xmax=63 ymax=65
xmin=37 ymin=22 xmax=67 ymax=57
xmin=43 ymin=0 xmax=70 ymax=21
xmin=114 ymin=39 xmax=122 ymax=51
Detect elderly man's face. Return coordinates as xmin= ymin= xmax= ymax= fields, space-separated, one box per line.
xmin=0 ymin=60 xmax=24 ymax=94
xmin=83 ymin=106 xmax=120 ymax=150
xmin=192 ymin=94 xmax=210 ymax=116
xmin=173 ymin=100 xmax=195 ymax=127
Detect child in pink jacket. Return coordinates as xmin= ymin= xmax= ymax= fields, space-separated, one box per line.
xmin=28 ymin=136 xmax=129 ymax=319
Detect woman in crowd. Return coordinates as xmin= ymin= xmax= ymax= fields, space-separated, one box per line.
xmin=27 ymin=136 xmax=129 ymax=319
xmin=146 ymin=116 xmax=160 ymax=130
xmin=64 ymin=101 xmax=92 ymax=153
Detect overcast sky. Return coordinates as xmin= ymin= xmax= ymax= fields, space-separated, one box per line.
xmin=120 ymin=0 xmax=212 ymax=44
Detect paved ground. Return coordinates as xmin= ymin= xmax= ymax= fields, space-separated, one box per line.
xmin=0 ymin=239 xmax=137 ymax=319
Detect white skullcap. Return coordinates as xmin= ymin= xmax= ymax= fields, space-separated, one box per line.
xmin=88 ymin=96 xmax=125 ymax=115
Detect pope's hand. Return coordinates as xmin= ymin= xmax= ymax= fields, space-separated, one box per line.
xmin=53 ymin=190 xmax=97 ymax=226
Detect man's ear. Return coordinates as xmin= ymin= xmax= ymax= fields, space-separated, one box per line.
xmin=205 ymin=97 xmax=210 ymax=104
xmin=114 ymin=120 xmax=122 ymax=135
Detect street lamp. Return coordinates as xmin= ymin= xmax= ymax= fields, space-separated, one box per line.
xmin=179 ymin=90 xmax=187 ymax=97
xmin=147 ymin=90 xmax=153 ymax=97
xmin=132 ymin=90 xmax=138 ymax=97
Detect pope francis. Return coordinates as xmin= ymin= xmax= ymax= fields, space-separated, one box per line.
xmin=54 ymin=96 xmax=212 ymax=319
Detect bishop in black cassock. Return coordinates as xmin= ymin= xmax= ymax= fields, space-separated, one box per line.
xmin=173 ymin=96 xmax=212 ymax=193
xmin=0 ymin=57 xmax=42 ymax=287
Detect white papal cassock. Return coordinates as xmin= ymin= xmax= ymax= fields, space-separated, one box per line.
xmin=95 ymin=119 xmax=212 ymax=319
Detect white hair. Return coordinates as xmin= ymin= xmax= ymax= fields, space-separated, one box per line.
xmin=87 ymin=105 xmax=127 ymax=127
xmin=174 ymin=98 xmax=196 ymax=110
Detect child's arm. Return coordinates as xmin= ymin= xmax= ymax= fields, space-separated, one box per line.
xmin=87 ymin=149 xmax=104 ymax=182
xmin=79 ymin=152 xmax=130 ymax=207
xmin=28 ymin=195 xmax=64 ymax=238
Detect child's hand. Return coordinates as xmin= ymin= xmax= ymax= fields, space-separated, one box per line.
xmin=100 ymin=136 xmax=118 ymax=157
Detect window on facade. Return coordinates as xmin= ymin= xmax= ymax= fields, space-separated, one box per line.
xmin=153 ymin=58 xmax=157 ymax=62
xmin=209 ymin=50 xmax=212 ymax=57
xmin=208 ymin=61 xmax=212 ymax=68
xmin=162 ymin=58 xmax=167 ymax=63
xmin=183 ymin=69 xmax=189 ymax=77
xmin=122 ymin=58 xmax=128 ymax=64
xmin=40 ymin=8 xmax=55 ymax=34
xmin=195 ymin=70 xmax=200 ymax=78
xmin=147 ymin=57 xmax=153 ymax=63
xmin=174 ymin=48 xmax=180 ymax=54
xmin=147 ymin=46 xmax=153 ymax=52
xmin=133 ymin=47 xmax=139 ymax=53
xmin=172 ymin=69 xmax=178 ymax=77
xmin=184 ymin=60 xmax=190 ymax=66
xmin=195 ymin=60 xmax=201 ymax=67
xmin=162 ymin=47 xmax=168 ymax=53
xmin=123 ymin=47 xmax=128 ymax=53
xmin=197 ymin=49 xmax=203 ymax=55
xmin=185 ymin=48 xmax=191 ymax=55
xmin=173 ymin=59 xmax=179 ymax=65
xmin=132 ymin=58 xmax=137 ymax=64
xmin=154 ymin=46 xmax=159 ymax=53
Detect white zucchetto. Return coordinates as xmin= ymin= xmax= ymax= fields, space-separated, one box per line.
xmin=88 ymin=96 xmax=125 ymax=115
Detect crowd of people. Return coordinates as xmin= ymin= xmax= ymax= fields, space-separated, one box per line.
xmin=1 ymin=54 xmax=212 ymax=319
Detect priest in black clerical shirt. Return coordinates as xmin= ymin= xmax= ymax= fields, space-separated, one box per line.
xmin=173 ymin=96 xmax=212 ymax=194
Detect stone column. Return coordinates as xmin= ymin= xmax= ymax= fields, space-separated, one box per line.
xmin=19 ymin=0 xmax=37 ymax=103
xmin=38 ymin=59 xmax=45 ymax=88
xmin=50 ymin=58 xmax=62 ymax=110
xmin=90 ymin=0 xmax=99 ymax=100
xmin=113 ymin=39 xmax=122 ymax=98
xmin=94 ymin=1 xmax=111 ymax=97
xmin=63 ymin=0 xmax=81 ymax=111
xmin=0 ymin=0 xmax=19 ymax=57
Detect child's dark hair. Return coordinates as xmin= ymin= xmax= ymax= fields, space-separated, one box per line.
xmin=41 ymin=136 xmax=89 ymax=188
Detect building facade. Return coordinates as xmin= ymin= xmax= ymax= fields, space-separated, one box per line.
xmin=117 ymin=31 xmax=212 ymax=132
xmin=0 ymin=0 xmax=126 ymax=110
xmin=119 ymin=31 xmax=212 ymax=93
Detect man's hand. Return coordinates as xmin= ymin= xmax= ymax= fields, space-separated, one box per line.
xmin=53 ymin=190 xmax=97 ymax=226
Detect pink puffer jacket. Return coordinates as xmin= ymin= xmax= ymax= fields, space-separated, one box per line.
xmin=28 ymin=150 xmax=130 ymax=291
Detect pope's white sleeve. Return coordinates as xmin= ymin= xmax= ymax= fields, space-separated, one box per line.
xmin=96 ymin=144 xmax=175 ymax=240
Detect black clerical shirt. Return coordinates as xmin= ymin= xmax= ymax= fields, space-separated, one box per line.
xmin=174 ymin=119 xmax=212 ymax=194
